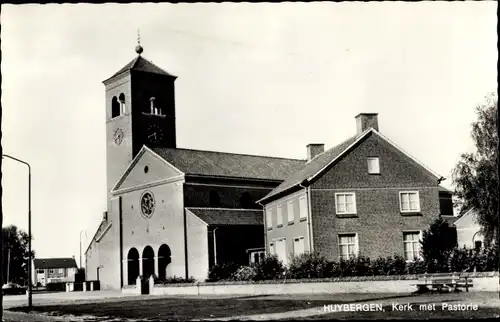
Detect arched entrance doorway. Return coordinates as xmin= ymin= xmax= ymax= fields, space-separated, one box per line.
xmin=157 ymin=244 xmax=172 ymax=280
xmin=127 ymin=248 xmax=140 ymax=285
xmin=142 ymin=246 xmax=155 ymax=279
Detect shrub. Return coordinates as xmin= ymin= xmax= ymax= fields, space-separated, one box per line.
xmin=253 ymin=255 xmax=285 ymax=281
xmin=406 ymin=258 xmax=427 ymax=274
xmin=448 ymin=247 xmax=474 ymax=273
xmin=46 ymin=282 xmax=66 ymax=292
xmin=370 ymin=257 xmax=392 ymax=275
xmin=421 ymin=217 xmax=457 ymax=273
xmin=287 ymin=252 xmax=330 ymax=279
xmin=207 ymin=262 xmax=240 ymax=282
xmin=155 ymin=276 xmax=196 ymax=284
xmin=231 ymin=266 xmax=257 ymax=281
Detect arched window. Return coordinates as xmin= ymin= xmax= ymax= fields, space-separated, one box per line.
xmin=119 ymin=93 xmax=126 ymax=115
xmin=209 ymin=191 xmax=221 ymax=207
xmin=239 ymin=192 xmax=254 ymax=209
xmin=111 ymin=96 xmax=120 ymax=118
xmin=150 ymin=97 xmax=157 ymax=115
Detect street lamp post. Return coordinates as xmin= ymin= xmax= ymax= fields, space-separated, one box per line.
xmin=79 ymin=230 xmax=87 ymax=269
xmin=2 ymin=154 xmax=32 ymax=310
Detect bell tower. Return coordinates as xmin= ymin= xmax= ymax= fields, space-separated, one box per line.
xmin=103 ymin=42 xmax=177 ymax=198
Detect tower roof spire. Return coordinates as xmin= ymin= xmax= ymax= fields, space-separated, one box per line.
xmin=135 ymin=29 xmax=144 ymax=55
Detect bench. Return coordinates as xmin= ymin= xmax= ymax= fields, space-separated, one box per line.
xmin=413 ymin=274 xmax=473 ymax=293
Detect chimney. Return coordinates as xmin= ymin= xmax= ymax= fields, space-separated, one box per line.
xmin=307 ymin=144 xmax=325 ymax=161
xmin=355 ymin=113 xmax=379 ymax=134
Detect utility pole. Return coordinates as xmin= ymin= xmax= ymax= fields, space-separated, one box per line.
xmin=6 ymin=249 xmax=10 ymax=283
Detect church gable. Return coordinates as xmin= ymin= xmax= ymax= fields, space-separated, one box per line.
xmin=112 ymin=146 xmax=184 ymax=193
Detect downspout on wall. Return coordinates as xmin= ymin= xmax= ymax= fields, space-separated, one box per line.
xmin=257 ymin=201 xmax=267 ymax=256
xmin=299 ymin=182 xmax=314 ymax=253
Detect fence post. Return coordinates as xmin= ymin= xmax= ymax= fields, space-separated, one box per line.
xmin=83 ymin=282 xmax=87 ymax=292
xmin=65 ymin=282 xmax=70 ymax=292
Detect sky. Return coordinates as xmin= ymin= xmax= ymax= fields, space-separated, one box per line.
xmin=1 ymin=2 xmax=497 ymax=263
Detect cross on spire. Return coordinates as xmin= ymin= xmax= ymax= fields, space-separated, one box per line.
xmin=135 ymin=29 xmax=144 ymax=55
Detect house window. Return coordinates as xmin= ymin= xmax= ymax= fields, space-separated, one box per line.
xmin=275 ymin=238 xmax=287 ymax=265
xmin=269 ymin=242 xmax=275 ymax=255
xmin=49 ymin=269 xmax=55 ymax=274
xmin=367 ymin=157 xmax=380 ymax=174
xmin=299 ymin=196 xmax=307 ymax=221
xmin=293 ymin=237 xmax=305 ymax=256
xmin=338 ymin=233 xmax=357 ymax=260
xmin=266 ymin=208 xmax=273 ymax=229
xmin=287 ymin=200 xmax=295 ymax=224
xmin=403 ymin=231 xmax=422 ymax=261
xmin=335 ymin=193 xmax=357 ymax=214
xmin=474 ymin=241 xmax=482 ymax=250
xmin=37 ymin=269 xmax=44 ymax=274
xmin=277 ymin=205 xmax=283 ymax=227
xmin=399 ymin=191 xmax=420 ymax=213
xmin=250 ymin=251 xmax=265 ymax=265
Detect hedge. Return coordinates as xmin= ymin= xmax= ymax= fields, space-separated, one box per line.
xmin=207 ymin=245 xmax=498 ymax=282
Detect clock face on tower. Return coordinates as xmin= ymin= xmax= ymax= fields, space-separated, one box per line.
xmin=146 ymin=124 xmax=164 ymax=145
xmin=113 ymin=128 xmax=124 ymax=145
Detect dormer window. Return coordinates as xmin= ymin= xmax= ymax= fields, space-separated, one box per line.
xmin=150 ymin=97 xmax=162 ymax=116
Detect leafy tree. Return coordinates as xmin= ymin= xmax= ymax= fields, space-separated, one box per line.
xmin=421 ymin=217 xmax=457 ymax=273
xmin=452 ymin=93 xmax=498 ymax=246
xmin=2 ymin=225 xmax=35 ymax=285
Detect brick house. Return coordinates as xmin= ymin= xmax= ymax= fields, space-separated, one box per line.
xmin=32 ymin=257 xmax=78 ymax=286
xmin=258 ymin=114 xmax=453 ymax=264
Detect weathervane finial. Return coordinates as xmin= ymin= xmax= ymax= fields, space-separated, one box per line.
xmin=135 ymin=29 xmax=144 ymax=55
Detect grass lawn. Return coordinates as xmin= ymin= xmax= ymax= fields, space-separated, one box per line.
xmin=8 ymin=292 xmax=499 ymax=321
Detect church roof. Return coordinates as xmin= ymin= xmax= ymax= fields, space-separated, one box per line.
xmin=34 ymin=258 xmax=78 ymax=269
xmin=104 ymin=55 xmax=176 ymax=83
xmin=152 ymin=147 xmax=305 ymax=181
xmin=186 ymin=208 xmax=263 ymax=226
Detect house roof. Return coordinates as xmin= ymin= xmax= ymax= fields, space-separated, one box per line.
xmin=103 ymin=55 xmax=176 ymax=83
xmin=151 ymin=147 xmax=305 ymax=181
xmin=34 ymin=258 xmax=78 ymax=269
xmin=259 ymin=128 xmax=443 ymax=203
xmin=439 ymin=186 xmax=453 ymax=193
xmin=186 ymin=208 xmax=263 ymax=226
xmin=259 ymin=133 xmax=361 ymax=202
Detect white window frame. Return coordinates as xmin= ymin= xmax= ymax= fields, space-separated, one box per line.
xmin=49 ymin=269 xmax=55 ymax=274
xmin=266 ymin=207 xmax=273 ymax=229
xmin=293 ymin=236 xmax=305 ymax=256
xmin=399 ymin=191 xmax=421 ymax=213
xmin=335 ymin=193 xmax=357 ymax=215
xmin=338 ymin=233 xmax=358 ymax=260
xmin=272 ymin=237 xmax=288 ymax=265
xmin=277 ymin=204 xmax=283 ymax=227
xmin=403 ymin=231 xmax=423 ymax=262
xmin=367 ymin=157 xmax=380 ymax=174
xmin=287 ymin=200 xmax=295 ymax=224
xmin=299 ymin=196 xmax=308 ymax=221
xmin=269 ymin=242 xmax=275 ymax=255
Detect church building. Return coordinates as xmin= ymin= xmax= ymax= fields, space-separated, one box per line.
xmin=85 ymin=44 xmax=304 ymax=289
xmin=86 ymin=44 xmax=454 ymax=290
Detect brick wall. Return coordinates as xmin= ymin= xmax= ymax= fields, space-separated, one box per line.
xmin=311 ymin=132 xmax=440 ymax=261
